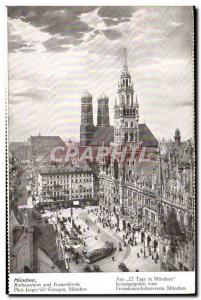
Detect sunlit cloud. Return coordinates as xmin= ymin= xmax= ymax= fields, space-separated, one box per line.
xmin=8 ymin=6 xmax=194 ymax=142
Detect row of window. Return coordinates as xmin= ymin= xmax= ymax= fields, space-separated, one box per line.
xmin=41 ymin=173 xmax=92 ymax=180
xmin=43 ymin=193 xmax=92 ymax=199
xmin=145 ymin=209 xmax=156 ymax=221
xmin=42 ymin=178 xmax=92 ymax=185
xmin=44 ymin=188 xmax=92 ymax=194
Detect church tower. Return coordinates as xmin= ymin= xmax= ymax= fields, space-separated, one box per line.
xmin=174 ymin=128 xmax=181 ymax=147
xmin=80 ymin=91 xmax=95 ymax=146
xmin=97 ymin=93 xmax=110 ymax=127
xmin=114 ymin=48 xmax=139 ymax=146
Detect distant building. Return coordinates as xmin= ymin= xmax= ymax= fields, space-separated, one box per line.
xmin=29 ymin=135 xmax=66 ymax=162
xmin=37 ymin=164 xmax=95 ymax=208
xmin=9 ymin=142 xmax=30 ymax=162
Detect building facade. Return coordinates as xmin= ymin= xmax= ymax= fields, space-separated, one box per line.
xmin=36 ymin=165 xmax=95 ymax=208
xmin=97 ymin=49 xmax=195 ymax=271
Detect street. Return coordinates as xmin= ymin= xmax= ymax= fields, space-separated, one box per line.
xmin=42 ymin=207 xmax=160 ymax=273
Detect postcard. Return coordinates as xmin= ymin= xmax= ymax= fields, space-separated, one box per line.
xmin=7 ymin=5 xmax=196 ymax=295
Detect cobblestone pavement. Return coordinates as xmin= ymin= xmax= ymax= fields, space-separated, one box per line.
xmin=82 ymin=210 xmax=160 ymax=272
xmin=43 ymin=207 xmax=161 ymax=272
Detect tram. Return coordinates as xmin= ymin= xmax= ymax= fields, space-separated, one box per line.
xmin=85 ymin=242 xmax=114 ymax=264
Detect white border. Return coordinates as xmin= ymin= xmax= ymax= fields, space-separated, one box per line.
xmin=9 ymin=272 xmax=195 ymax=295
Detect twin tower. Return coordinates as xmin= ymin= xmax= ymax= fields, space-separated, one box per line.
xmin=80 ymin=92 xmax=110 ymax=146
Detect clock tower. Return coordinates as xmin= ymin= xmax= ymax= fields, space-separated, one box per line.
xmin=114 ymin=48 xmax=139 ymax=146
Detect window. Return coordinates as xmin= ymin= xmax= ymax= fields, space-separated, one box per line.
xmin=151 ymin=213 xmax=155 ymax=221
xmin=127 ymin=95 xmax=129 ymax=105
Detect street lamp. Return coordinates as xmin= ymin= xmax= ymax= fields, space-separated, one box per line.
xmin=71 ymin=206 xmax=73 ymax=229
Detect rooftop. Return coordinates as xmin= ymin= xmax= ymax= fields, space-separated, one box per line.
xmin=38 ymin=163 xmax=93 ymax=175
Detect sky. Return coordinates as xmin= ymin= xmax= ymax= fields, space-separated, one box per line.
xmin=7 ymin=6 xmax=194 ymax=142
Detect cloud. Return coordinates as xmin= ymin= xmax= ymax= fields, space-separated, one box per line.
xmin=7 ymin=7 xmax=194 ymax=142
xmin=8 ymin=34 xmax=35 ymax=53
xmin=103 ymin=17 xmax=130 ymax=27
xmin=12 ymin=87 xmax=49 ymax=102
xmin=97 ymin=6 xmax=135 ymax=22
xmin=103 ymin=29 xmax=122 ymax=40
xmin=8 ymin=7 xmax=98 ymax=52
xmin=8 ymin=22 xmax=36 ymax=53
xmin=8 ymin=7 xmax=137 ymax=52
xmin=170 ymin=101 xmax=193 ymax=107
xmin=43 ymin=36 xmax=79 ymax=52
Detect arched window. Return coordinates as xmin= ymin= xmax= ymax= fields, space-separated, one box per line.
xmin=122 ymin=95 xmax=125 ymax=105
xmin=125 ymin=121 xmax=128 ymax=128
xmin=125 ymin=132 xmax=128 ymax=141
xmin=131 ymin=121 xmax=133 ymax=128
xmin=127 ymin=95 xmax=129 ymax=105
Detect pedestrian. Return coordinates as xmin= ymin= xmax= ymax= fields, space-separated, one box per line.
xmin=149 ymin=247 xmax=152 ymax=256
xmin=112 ymin=256 xmax=115 ymax=261
xmin=137 ymin=253 xmax=140 ymax=258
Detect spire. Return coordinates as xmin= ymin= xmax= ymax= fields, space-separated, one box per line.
xmin=135 ymin=94 xmax=138 ymax=104
xmin=123 ymin=48 xmax=128 ymax=72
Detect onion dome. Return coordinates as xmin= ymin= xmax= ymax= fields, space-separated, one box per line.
xmin=81 ymin=91 xmax=92 ymax=100
xmin=174 ymin=128 xmax=181 ymax=138
xmin=99 ymin=93 xmax=109 ymax=100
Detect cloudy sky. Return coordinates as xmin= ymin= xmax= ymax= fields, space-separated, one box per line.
xmin=8 ymin=6 xmax=194 ymax=142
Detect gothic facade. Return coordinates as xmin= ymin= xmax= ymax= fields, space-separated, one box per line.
xmin=95 ymin=49 xmax=195 ymax=271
